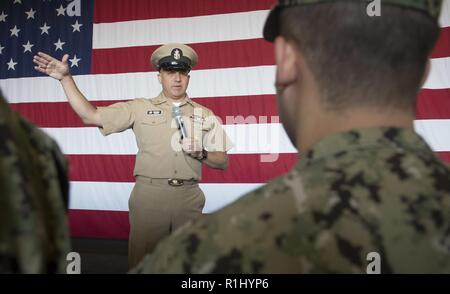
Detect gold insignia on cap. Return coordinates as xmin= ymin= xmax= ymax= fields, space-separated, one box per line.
xmin=172 ymin=48 xmax=182 ymax=60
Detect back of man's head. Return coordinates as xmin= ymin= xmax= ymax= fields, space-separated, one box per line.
xmin=278 ymin=1 xmax=440 ymax=112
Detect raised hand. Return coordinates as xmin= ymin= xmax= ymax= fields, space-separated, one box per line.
xmin=33 ymin=52 xmax=70 ymax=81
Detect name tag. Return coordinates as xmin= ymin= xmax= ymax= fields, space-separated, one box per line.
xmin=190 ymin=114 xmax=205 ymax=123
xmin=147 ymin=110 xmax=163 ymax=115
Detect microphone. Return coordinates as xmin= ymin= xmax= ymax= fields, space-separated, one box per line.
xmin=172 ymin=106 xmax=187 ymax=139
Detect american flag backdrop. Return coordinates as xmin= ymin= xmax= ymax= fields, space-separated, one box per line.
xmin=0 ymin=0 xmax=449 ymax=240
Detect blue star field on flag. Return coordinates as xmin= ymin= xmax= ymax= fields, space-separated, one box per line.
xmin=0 ymin=0 xmax=93 ymax=79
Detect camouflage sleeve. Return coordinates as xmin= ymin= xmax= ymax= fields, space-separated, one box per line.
xmin=20 ymin=118 xmax=70 ymax=208
xmin=0 ymin=96 xmax=70 ymax=274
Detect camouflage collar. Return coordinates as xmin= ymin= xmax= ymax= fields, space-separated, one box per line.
xmin=297 ymin=127 xmax=433 ymax=169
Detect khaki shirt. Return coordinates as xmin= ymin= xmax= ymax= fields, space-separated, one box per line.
xmin=97 ymin=92 xmax=233 ymax=180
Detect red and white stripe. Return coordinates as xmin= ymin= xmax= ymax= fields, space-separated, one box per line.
xmin=3 ymin=0 xmax=450 ymax=239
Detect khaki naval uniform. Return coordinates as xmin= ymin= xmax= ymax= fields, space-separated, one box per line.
xmin=97 ymin=92 xmax=233 ymax=267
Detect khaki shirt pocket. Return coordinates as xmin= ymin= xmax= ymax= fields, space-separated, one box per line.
xmin=138 ymin=115 xmax=167 ymax=147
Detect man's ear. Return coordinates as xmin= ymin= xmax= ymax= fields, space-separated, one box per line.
xmin=274 ymin=36 xmax=299 ymax=88
xmin=157 ymin=73 xmax=162 ymax=84
xmin=420 ymin=59 xmax=431 ymax=88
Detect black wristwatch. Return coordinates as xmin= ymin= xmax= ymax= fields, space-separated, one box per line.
xmin=200 ymin=149 xmax=208 ymax=161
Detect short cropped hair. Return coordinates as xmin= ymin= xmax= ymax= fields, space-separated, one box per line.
xmin=280 ymin=2 xmax=440 ymax=111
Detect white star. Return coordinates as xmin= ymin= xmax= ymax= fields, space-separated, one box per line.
xmin=0 ymin=11 xmax=7 ymax=22
xmin=40 ymin=22 xmax=51 ymax=35
xmin=25 ymin=8 xmax=36 ymax=19
xmin=71 ymin=20 xmax=83 ymax=32
xmin=22 ymin=41 xmax=34 ymax=53
xmin=56 ymin=5 xmax=65 ymax=16
xmin=69 ymin=55 xmax=81 ymax=67
xmin=0 ymin=44 xmax=4 ymax=55
xmin=54 ymin=38 xmax=65 ymax=51
xmin=10 ymin=25 xmax=20 ymax=37
xmin=13 ymin=0 xmax=22 ymax=4
xmin=7 ymin=58 xmax=18 ymax=71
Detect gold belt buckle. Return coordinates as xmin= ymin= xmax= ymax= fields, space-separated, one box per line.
xmin=168 ymin=179 xmax=184 ymax=186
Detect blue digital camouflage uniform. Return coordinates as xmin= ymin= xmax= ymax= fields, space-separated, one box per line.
xmin=0 ymin=93 xmax=71 ymax=273
xmin=131 ymin=127 xmax=450 ymax=273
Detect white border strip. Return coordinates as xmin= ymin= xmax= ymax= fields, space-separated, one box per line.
xmin=42 ymin=123 xmax=298 ymax=155
xmin=2 ymin=56 xmax=449 ymax=104
xmin=69 ymin=181 xmax=263 ymax=213
xmin=41 ymin=120 xmax=450 ymax=155
xmin=1 ymin=66 xmax=276 ymax=103
xmin=414 ymin=119 xmax=450 ymax=152
xmin=93 ymin=10 xmax=270 ymax=49
xmin=440 ymin=0 xmax=450 ymax=27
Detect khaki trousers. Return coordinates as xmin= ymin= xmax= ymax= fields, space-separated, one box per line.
xmin=128 ymin=176 xmax=205 ymax=268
